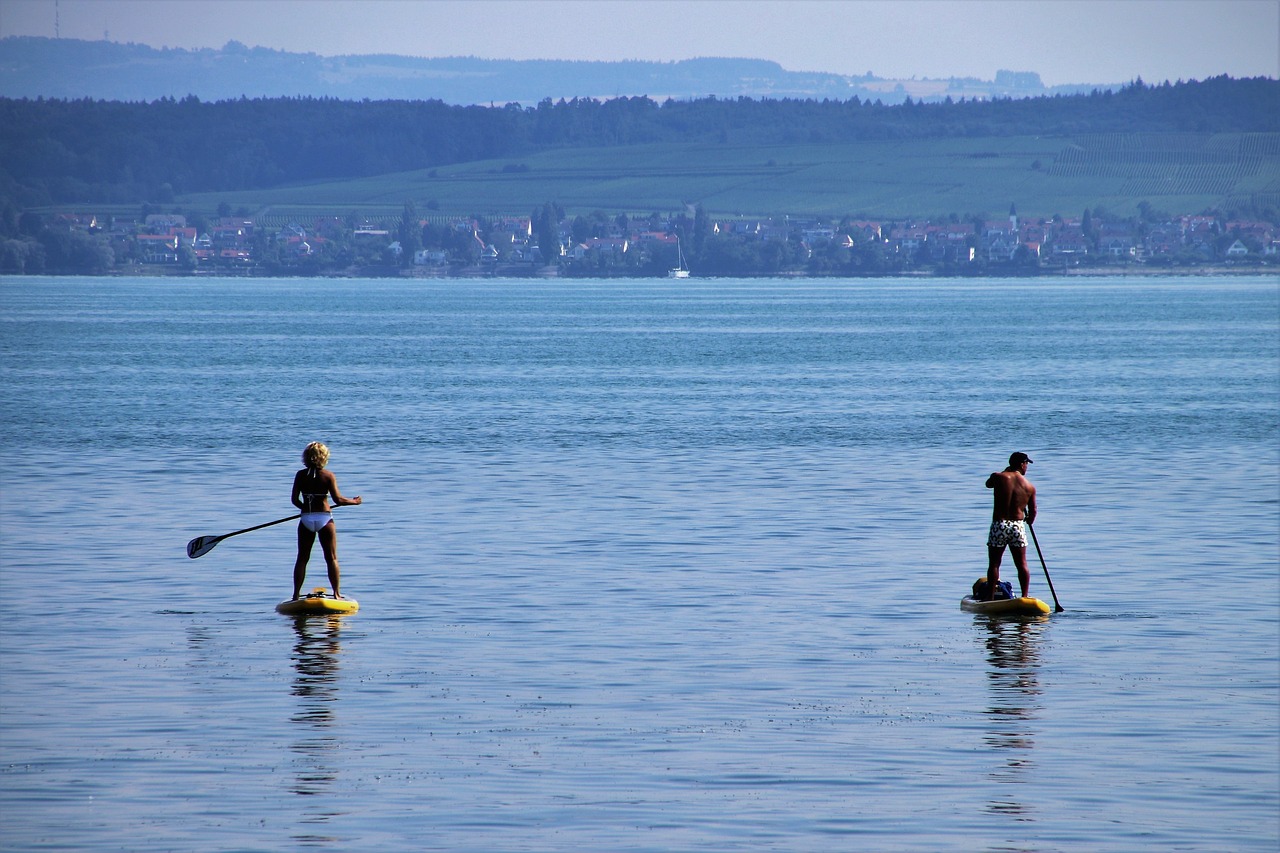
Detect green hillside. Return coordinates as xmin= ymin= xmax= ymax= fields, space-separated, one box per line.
xmin=182 ymin=132 xmax=1280 ymax=221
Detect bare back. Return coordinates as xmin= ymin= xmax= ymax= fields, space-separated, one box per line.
xmin=292 ymin=467 xmax=339 ymax=512
xmin=986 ymin=469 xmax=1036 ymax=521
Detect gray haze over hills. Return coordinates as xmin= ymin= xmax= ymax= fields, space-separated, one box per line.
xmin=0 ymin=36 xmax=1120 ymax=105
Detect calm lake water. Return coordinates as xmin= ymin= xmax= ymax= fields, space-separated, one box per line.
xmin=1 ymin=275 xmax=1277 ymax=852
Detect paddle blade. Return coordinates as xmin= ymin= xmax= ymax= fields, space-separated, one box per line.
xmin=186 ymin=535 xmax=221 ymax=559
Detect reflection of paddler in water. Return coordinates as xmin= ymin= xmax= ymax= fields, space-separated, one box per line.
xmin=291 ymin=616 xmax=344 ymax=711
xmin=981 ymin=618 xmax=1045 ymax=813
xmin=290 ymin=615 xmax=344 ymax=798
xmin=291 ymin=441 xmax=362 ymax=601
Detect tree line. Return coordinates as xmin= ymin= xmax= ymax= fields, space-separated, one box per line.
xmin=1 ymin=75 xmax=1276 ymax=210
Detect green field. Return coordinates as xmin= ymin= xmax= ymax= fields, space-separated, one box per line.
xmin=180 ymin=132 xmax=1280 ymax=222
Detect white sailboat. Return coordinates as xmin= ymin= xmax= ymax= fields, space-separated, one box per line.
xmin=668 ymin=237 xmax=690 ymax=278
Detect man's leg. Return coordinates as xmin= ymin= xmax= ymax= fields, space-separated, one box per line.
xmin=1010 ymin=546 xmax=1030 ymax=598
xmin=986 ymin=546 xmax=1005 ymax=600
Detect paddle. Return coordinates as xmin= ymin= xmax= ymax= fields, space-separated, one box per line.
xmin=1027 ymin=521 xmax=1064 ymax=612
xmin=187 ymin=513 xmax=302 ymax=559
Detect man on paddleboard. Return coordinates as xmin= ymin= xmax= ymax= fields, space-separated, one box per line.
xmin=984 ymin=452 xmax=1037 ymax=600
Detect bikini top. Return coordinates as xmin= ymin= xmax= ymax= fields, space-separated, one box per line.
xmin=300 ymin=468 xmax=329 ymax=507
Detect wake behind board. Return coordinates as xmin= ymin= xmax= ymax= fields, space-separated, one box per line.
xmin=276 ymin=587 xmax=359 ymax=616
xmin=961 ymin=595 xmax=1051 ymax=617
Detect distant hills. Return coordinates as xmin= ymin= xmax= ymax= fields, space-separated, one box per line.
xmin=0 ymin=36 xmax=1121 ymax=105
xmin=3 ymin=36 xmax=1275 ymax=225
xmin=4 ymin=74 xmax=1277 ymax=220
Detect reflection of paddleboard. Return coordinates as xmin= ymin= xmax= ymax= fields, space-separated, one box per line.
xmin=276 ymin=587 xmax=359 ymax=616
xmin=961 ymin=595 xmax=1051 ymax=616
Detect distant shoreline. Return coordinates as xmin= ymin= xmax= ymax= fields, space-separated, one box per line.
xmin=22 ymin=262 xmax=1268 ymax=280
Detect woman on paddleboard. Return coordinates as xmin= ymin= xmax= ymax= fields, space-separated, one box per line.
xmin=291 ymin=441 xmax=361 ymax=600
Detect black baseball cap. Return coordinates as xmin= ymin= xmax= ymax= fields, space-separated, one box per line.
xmin=1009 ymin=452 xmax=1033 ymax=465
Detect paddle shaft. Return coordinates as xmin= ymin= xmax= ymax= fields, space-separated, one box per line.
xmin=1027 ymin=522 xmax=1064 ymax=612
xmin=218 ymin=513 xmax=302 ymax=540
xmin=186 ymin=506 xmax=341 ymax=558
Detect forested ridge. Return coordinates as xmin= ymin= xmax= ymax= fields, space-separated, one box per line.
xmin=1 ymin=75 xmax=1276 ymax=208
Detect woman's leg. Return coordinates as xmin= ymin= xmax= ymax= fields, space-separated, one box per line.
xmin=318 ymin=521 xmax=342 ymax=597
xmin=294 ymin=524 xmax=316 ymax=599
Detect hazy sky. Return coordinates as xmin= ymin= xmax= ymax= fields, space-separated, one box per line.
xmin=2 ymin=0 xmax=1276 ymax=86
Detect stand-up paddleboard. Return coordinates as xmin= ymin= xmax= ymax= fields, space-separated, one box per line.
xmin=276 ymin=587 xmax=359 ymax=616
xmin=961 ymin=595 xmax=1051 ymax=616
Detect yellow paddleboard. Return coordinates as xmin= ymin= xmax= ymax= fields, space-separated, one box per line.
xmin=961 ymin=595 xmax=1051 ymax=616
xmin=275 ymin=587 xmax=359 ymax=616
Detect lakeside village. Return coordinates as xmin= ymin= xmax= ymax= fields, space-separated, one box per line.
xmin=18 ymin=204 xmax=1280 ymax=278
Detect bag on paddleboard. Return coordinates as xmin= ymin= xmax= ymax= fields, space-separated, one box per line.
xmin=972 ymin=577 xmax=1015 ymax=600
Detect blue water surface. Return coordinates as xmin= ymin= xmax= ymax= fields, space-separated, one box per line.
xmin=1 ymin=275 xmax=1277 ymax=851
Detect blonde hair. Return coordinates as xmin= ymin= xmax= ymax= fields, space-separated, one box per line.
xmin=302 ymin=441 xmax=330 ymax=470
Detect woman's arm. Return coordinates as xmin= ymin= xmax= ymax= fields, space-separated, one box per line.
xmin=327 ymin=471 xmax=362 ymax=506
